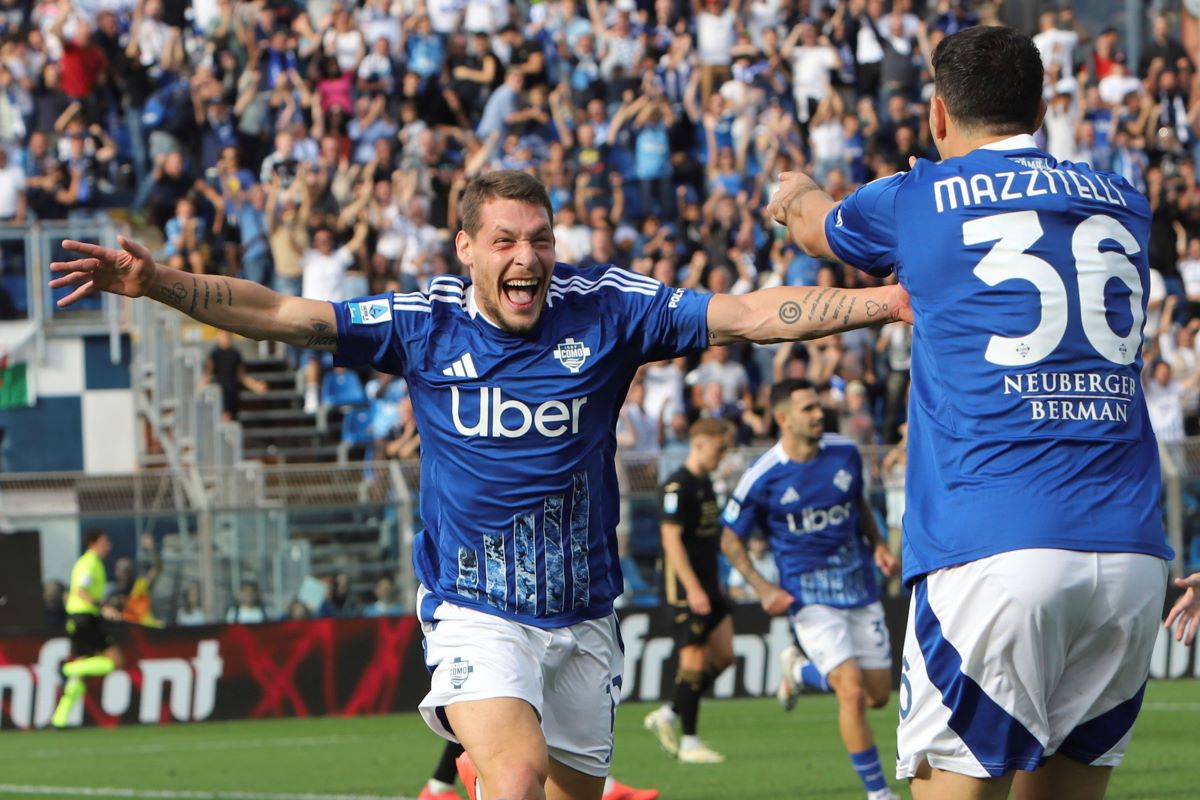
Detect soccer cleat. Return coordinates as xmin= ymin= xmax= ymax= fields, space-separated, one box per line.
xmin=603 ymin=778 xmax=660 ymax=800
xmin=418 ymin=785 xmax=462 ymax=800
xmin=677 ymin=740 xmax=725 ymax=764
xmin=455 ymin=751 xmax=479 ymax=800
xmin=642 ymin=705 xmax=679 ymax=757
xmin=866 ymin=790 xmax=900 ymax=800
xmin=777 ymin=644 xmax=804 ymax=711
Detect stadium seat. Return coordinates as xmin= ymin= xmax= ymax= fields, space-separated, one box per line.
xmin=338 ymin=407 xmax=375 ymax=463
xmin=321 ymin=369 xmax=367 ymax=408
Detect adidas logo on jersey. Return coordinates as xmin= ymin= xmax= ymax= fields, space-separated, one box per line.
xmin=450 ymin=387 xmax=589 ymax=438
xmin=786 ymin=501 xmax=853 ymax=535
xmin=443 ymin=353 xmax=479 ymax=379
xmin=780 ymin=487 xmax=801 ymax=505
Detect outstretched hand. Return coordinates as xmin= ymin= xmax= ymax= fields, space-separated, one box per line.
xmin=48 ymin=236 xmax=158 ymax=308
xmin=765 ymin=170 xmax=821 ymax=228
xmin=1164 ymin=573 xmax=1200 ymax=647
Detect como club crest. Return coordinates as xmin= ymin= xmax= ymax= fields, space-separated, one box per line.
xmin=553 ymin=338 xmax=592 ymax=374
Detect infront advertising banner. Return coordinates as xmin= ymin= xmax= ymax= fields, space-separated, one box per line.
xmin=0 ymin=590 xmax=1192 ymax=730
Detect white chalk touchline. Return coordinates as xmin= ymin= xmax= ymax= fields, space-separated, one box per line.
xmin=0 ymin=785 xmax=413 ymax=800
xmin=0 ymin=734 xmax=373 ymax=761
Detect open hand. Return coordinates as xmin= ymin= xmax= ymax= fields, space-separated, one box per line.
xmin=49 ymin=236 xmax=158 ymax=308
xmin=1164 ymin=573 xmax=1200 ymax=646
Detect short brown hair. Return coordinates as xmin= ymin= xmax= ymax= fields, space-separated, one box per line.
xmin=460 ymin=170 xmax=554 ymax=237
xmin=689 ymin=418 xmax=734 ymax=441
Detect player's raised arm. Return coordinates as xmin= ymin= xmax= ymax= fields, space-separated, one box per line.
xmin=49 ymin=236 xmax=338 ymax=351
xmin=707 ymin=283 xmax=910 ymax=345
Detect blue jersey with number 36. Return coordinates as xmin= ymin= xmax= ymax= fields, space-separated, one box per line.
xmin=825 ymin=134 xmax=1174 ymax=584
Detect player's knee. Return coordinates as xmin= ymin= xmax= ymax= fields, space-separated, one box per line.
xmin=486 ymin=762 xmax=548 ymax=800
xmin=866 ymin=689 xmax=889 ymax=709
xmin=709 ymin=651 xmax=735 ymax=673
xmin=836 ymin=682 xmax=867 ymax=711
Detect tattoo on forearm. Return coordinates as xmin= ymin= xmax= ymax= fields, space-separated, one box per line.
xmin=203 ymin=281 xmax=211 ymax=310
xmin=155 ymin=281 xmax=187 ymax=307
xmin=305 ymin=320 xmax=337 ymax=347
xmin=832 ymin=293 xmax=847 ymax=323
xmin=188 ymin=277 xmax=198 ymax=315
xmin=213 ymin=281 xmax=223 ymax=306
xmin=778 ymin=301 xmax=802 ymax=324
xmin=224 ymin=279 xmax=233 ymax=307
xmin=808 ymin=287 xmax=832 ymax=321
xmin=820 ymin=290 xmax=837 ymax=322
xmin=865 ymin=300 xmax=887 ymax=318
xmin=842 ymin=297 xmax=856 ymax=326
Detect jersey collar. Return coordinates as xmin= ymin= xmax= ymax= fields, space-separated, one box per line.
xmin=978 ymin=133 xmax=1040 ymax=152
xmin=465 ymin=285 xmax=498 ymax=328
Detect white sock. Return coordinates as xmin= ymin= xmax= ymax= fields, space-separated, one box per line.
xmin=680 ymin=734 xmax=701 ymax=751
xmin=792 ymin=660 xmax=804 ymax=684
xmin=426 ymin=779 xmax=455 ymax=794
xmin=604 ymin=777 xmax=615 ymax=792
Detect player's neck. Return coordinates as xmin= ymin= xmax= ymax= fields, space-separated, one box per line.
xmin=781 ymin=436 xmax=819 ymax=463
xmin=942 ymin=129 xmax=1035 ymax=159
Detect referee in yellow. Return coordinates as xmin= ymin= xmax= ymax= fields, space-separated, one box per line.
xmin=52 ymin=529 xmax=125 ymax=728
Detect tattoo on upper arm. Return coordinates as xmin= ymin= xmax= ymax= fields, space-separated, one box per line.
xmin=708 ymin=329 xmax=718 ymax=341
xmin=306 ymin=320 xmax=338 ymax=348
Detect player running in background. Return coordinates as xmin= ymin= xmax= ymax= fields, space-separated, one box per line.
xmin=643 ymin=418 xmax=736 ymax=764
xmin=50 ymin=170 xmax=908 ymax=800
xmin=1165 ymin=573 xmax=1200 ymax=646
xmin=721 ymin=379 xmax=899 ymax=800
xmin=52 ymin=529 xmax=125 ymax=728
xmin=768 ymin=24 xmax=1173 ymax=800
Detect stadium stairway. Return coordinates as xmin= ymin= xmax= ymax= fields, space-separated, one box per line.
xmin=238 ymin=355 xmax=348 ymax=463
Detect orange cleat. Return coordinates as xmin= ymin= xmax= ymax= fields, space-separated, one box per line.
xmin=604 ymin=778 xmax=660 ymax=800
xmin=455 ymin=751 xmax=479 ymax=800
xmin=418 ymin=786 xmax=462 ymax=800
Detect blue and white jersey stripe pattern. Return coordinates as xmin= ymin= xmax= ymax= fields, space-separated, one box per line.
xmin=332 ymin=263 xmax=713 ymax=627
xmin=722 ymin=436 xmax=879 ymax=610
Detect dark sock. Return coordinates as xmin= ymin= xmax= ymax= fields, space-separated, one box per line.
xmin=432 ymin=742 xmax=465 ymax=785
xmin=673 ymin=668 xmax=703 ymax=736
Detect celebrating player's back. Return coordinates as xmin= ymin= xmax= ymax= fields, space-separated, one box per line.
xmin=769 ymin=24 xmax=1171 ymax=800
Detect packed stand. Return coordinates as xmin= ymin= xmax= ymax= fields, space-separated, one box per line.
xmin=6 ymin=0 xmax=1200 ymax=610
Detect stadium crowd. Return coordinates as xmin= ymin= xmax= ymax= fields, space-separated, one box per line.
xmin=9 ymin=0 xmax=1200 ymax=617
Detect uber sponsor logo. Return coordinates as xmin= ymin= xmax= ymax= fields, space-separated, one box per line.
xmin=451 ymin=386 xmax=588 ymax=438
xmin=786 ymin=501 xmax=853 ymax=534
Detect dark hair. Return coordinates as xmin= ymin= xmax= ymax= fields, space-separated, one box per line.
xmin=460 ymin=170 xmax=554 ymax=237
xmin=932 ymin=26 xmax=1044 ymax=135
xmin=84 ymin=528 xmax=108 ymax=547
xmin=770 ymin=378 xmax=816 ymax=410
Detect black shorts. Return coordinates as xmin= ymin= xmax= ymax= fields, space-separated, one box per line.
xmin=67 ymin=614 xmax=113 ymax=658
xmin=669 ymin=594 xmax=731 ymax=649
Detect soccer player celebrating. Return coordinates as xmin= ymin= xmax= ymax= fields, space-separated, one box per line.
xmin=49 ymin=170 xmax=907 ymax=800
xmin=721 ymin=379 xmax=899 ymax=800
xmin=52 ymin=529 xmax=125 ymax=728
xmin=643 ymin=418 xmax=735 ymax=764
xmin=769 ymin=25 xmax=1173 ymax=800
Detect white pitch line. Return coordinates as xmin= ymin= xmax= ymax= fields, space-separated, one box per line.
xmin=0 ymin=786 xmax=414 ymax=800
xmin=0 ymin=735 xmax=373 ymax=761
xmin=1141 ymin=702 xmax=1200 ymax=711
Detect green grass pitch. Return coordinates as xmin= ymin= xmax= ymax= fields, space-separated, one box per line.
xmin=1 ymin=680 xmax=1196 ymax=800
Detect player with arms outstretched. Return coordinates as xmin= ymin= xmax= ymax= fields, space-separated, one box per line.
xmin=768 ymin=25 xmax=1172 ymax=800
xmin=721 ymin=379 xmax=899 ymax=800
xmin=50 ymin=170 xmax=907 ymax=800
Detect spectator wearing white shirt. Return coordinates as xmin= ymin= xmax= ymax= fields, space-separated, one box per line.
xmin=784 ymin=18 xmax=840 ymax=123
xmin=694 ymin=0 xmax=741 ymax=105
xmin=0 ymin=147 xmax=26 ymax=223
xmin=300 ymin=221 xmax=368 ymax=412
xmin=686 ymin=345 xmax=751 ymax=409
xmin=1032 ymin=9 xmax=1081 ymax=86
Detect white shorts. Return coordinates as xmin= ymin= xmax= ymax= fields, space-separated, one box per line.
xmin=790 ymin=600 xmax=892 ymax=675
xmin=897 ymin=549 xmax=1168 ymax=780
xmin=417 ymin=587 xmax=624 ymax=778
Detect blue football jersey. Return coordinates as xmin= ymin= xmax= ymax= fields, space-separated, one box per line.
xmin=721 ymin=436 xmax=878 ymax=610
xmin=825 ymin=133 xmax=1174 ymax=584
xmin=333 ymin=265 xmax=711 ymax=627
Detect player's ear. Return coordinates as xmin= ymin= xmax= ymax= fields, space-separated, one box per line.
xmin=929 ymin=96 xmax=948 ymax=144
xmin=1032 ymin=98 xmax=1048 ymax=134
xmin=454 ymin=229 xmax=473 ymax=268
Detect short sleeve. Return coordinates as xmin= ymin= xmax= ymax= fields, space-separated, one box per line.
xmin=721 ymin=476 xmax=762 ymax=539
xmin=660 ymin=479 xmax=686 ymax=524
xmin=824 ymin=172 xmax=906 ymax=277
xmin=609 ymin=268 xmax=712 ymax=362
xmin=333 ymin=293 xmax=422 ymax=374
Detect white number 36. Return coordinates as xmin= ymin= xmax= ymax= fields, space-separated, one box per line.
xmin=965 ymin=209 xmax=1144 ymax=366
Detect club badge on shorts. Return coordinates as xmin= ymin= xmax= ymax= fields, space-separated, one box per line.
xmin=449 ymin=656 xmax=474 ymax=690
